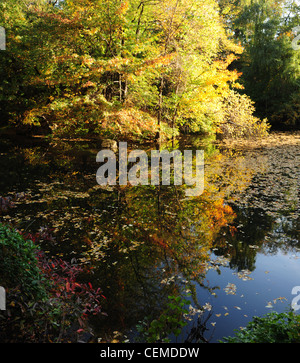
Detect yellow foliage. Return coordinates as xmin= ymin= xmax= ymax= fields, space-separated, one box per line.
xmin=101 ymin=108 xmax=159 ymax=140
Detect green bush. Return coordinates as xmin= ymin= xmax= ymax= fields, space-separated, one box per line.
xmin=0 ymin=223 xmax=48 ymax=301
xmin=220 ymin=311 xmax=300 ymax=343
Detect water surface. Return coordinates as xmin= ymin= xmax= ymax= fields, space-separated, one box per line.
xmin=0 ymin=132 xmax=299 ymax=342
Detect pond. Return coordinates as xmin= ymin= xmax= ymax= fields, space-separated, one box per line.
xmin=0 ymin=131 xmax=299 ymax=342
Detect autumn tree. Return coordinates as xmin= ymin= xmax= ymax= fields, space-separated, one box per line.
xmin=0 ymin=0 xmax=270 ymax=139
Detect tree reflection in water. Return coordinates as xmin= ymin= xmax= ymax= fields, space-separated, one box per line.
xmin=0 ymin=132 xmax=299 ymax=342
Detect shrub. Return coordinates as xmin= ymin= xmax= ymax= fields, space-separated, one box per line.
xmin=0 ymin=223 xmax=105 ymax=342
xmin=220 ymin=311 xmax=300 ymax=343
xmin=0 ymin=223 xmax=48 ymax=301
xmin=218 ymin=90 xmax=270 ymax=139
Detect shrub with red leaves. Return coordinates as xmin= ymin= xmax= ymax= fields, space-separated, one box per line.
xmin=0 ymin=224 xmax=106 ymax=342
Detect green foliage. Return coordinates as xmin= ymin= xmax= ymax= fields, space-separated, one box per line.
xmin=220 ymin=311 xmax=300 ymax=343
xmin=231 ymin=0 xmax=300 ymax=128
xmin=135 ymin=295 xmax=189 ymax=343
xmin=0 ymin=222 xmax=47 ymax=300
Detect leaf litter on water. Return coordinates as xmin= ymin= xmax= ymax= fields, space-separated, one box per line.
xmin=233 ymin=269 xmax=254 ymax=281
xmin=224 ymin=282 xmax=237 ymax=295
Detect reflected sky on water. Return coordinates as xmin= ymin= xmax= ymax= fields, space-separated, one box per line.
xmin=0 ymin=132 xmax=299 ymax=342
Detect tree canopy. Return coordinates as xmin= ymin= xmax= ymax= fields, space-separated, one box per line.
xmin=0 ymin=0 xmax=298 ymax=140
xmin=225 ymin=0 xmax=300 ymax=128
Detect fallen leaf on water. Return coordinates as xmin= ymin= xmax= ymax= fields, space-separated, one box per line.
xmin=224 ymin=283 xmax=237 ymax=295
xmin=273 ymin=297 xmax=287 ymax=304
xmin=249 ymin=245 xmax=258 ymax=249
xmin=203 ymin=302 xmax=212 ymax=311
xmin=233 ymin=269 xmax=253 ymax=281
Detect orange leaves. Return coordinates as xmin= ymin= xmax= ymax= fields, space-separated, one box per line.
xmin=101 ymin=107 xmax=159 ymax=140
xmin=54 ymin=54 xmax=78 ymax=64
xmin=211 ymin=199 xmax=235 ymax=229
xmin=116 ymin=1 xmax=129 ymax=16
xmin=105 ymin=56 xmax=130 ymax=72
xmin=142 ymin=53 xmax=174 ymax=69
xmin=82 ymin=80 xmax=96 ymax=88
xmin=81 ymin=55 xmax=94 ymax=67
xmin=98 ymin=53 xmax=172 ymax=77
xmin=33 ymin=9 xmax=79 ymax=28
xmin=150 ymin=234 xmax=173 ymax=253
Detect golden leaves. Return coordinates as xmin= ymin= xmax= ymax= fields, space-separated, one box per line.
xmin=224 ymin=282 xmax=237 ymax=295
xmin=116 ymin=1 xmax=129 ymax=16
xmin=233 ymin=269 xmax=254 ymax=281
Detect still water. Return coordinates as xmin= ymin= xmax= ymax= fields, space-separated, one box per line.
xmin=0 ymin=132 xmax=299 ymax=342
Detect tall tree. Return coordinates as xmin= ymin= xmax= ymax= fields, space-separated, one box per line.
xmin=227 ymin=0 xmax=300 ymax=128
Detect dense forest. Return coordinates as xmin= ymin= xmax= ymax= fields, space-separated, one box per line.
xmin=0 ymin=0 xmax=299 ymax=142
